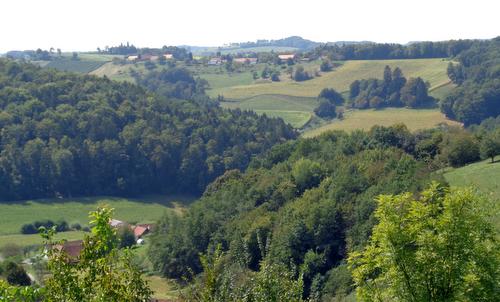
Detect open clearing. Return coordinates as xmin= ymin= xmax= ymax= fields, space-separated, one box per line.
xmin=303 ymin=108 xmax=462 ymax=137
xmin=0 ymin=195 xmax=194 ymax=240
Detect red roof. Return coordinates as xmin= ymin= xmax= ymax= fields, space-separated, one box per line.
xmin=53 ymin=240 xmax=84 ymax=261
xmin=133 ymin=225 xmax=149 ymax=239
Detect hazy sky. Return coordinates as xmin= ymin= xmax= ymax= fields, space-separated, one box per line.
xmin=1 ymin=0 xmax=499 ymax=52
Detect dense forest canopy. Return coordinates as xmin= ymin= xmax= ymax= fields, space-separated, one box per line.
xmin=0 ymin=59 xmax=296 ymax=200
xmin=148 ymin=125 xmax=441 ymax=295
xmin=441 ymin=37 xmax=500 ymax=125
xmin=148 ymin=122 xmax=500 ymax=300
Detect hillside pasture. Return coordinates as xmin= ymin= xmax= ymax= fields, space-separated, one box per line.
xmin=45 ymin=59 xmax=108 ymax=73
xmin=444 ymin=159 xmax=500 ymax=201
xmin=444 ymin=159 xmax=500 ymax=231
xmin=303 ymin=108 xmax=462 ymax=137
xmin=214 ymin=58 xmax=452 ymax=99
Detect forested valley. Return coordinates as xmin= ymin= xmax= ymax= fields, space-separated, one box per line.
xmin=0 ymin=59 xmax=295 ymax=200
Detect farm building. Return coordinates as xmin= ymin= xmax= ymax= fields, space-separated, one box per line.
xmin=133 ymin=224 xmax=151 ymax=239
xmin=109 ymin=219 xmax=126 ymax=228
xmin=163 ymin=54 xmax=173 ymax=59
xmin=52 ymin=240 xmax=84 ymax=263
xmin=126 ymin=55 xmax=139 ymax=61
xmin=208 ymin=57 xmax=224 ymax=65
xmin=278 ymin=54 xmax=295 ymax=61
xmin=233 ymin=57 xmax=258 ymax=65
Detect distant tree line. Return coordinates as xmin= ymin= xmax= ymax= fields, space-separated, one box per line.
xmin=104 ymin=43 xmax=193 ymax=60
xmin=0 ymin=59 xmax=296 ymax=201
xmin=349 ymin=65 xmax=434 ymax=109
xmin=227 ymin=36 xmax=318 ymax=50
xmin=310 ymin=39 xmax=478 ymax=60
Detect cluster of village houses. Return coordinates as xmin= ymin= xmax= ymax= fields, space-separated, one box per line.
xmin=125 ymin=53 xmax=307 ymax=66
xmin=53 ymin=219 xmax=154 ymax=262
xmin=126 ymin=53 xmax=174 ymax=62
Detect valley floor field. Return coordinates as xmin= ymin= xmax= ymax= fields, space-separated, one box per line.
xmin=0 ymin=194 xmax=195 ymax=248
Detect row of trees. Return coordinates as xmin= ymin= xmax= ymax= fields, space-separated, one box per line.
xmin=0 ymin=59 xmax=296 ymax=201
xmin=349 ymin=66 xmax=434 ymax=109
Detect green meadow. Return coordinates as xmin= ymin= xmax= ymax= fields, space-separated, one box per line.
xmin=303 ymin=108 xmax=462 ymax=137
xmin=0 ymin=195 xmax=194 ymax=248
xmin=444 ymin=159 xmax=500 ymax=201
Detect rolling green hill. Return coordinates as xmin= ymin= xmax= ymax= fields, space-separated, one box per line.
xmin=211 ymin=58 xmax=452 ymax=99
xmin=90 ymin=58 xmax=457 ymax=131
xmin=203 ymin=58 xmax=455 ymax=129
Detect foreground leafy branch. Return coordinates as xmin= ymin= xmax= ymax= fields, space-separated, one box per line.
xmin=349 ymin=183 xmax=500 ymax=301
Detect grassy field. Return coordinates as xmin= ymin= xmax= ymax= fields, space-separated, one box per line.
xmin=90 ymin=62 xmax=137 ymax=81
xmin=213 ymin=58 xmax=452 ymax=99
xmin=221 ymin=94 xmax=316 ymax=128
xmin=203 ymin=58 xmax=453 ymax=128
xmin=0 ymin=231 xmax=85 ymax=249
xmin=45 ymin=60 xmax=108 ymax=73
xmin=444 ymin=159 xmax=500 ymax=201
xmin=145 ymin=275 xmax=181 ymax=300
xmin=303 ymin=108 xmax=462 ymax=137
xmin=0 ymin=195 xmax=194 ymax=240
xmin=444 ymin=159 xmax=500 ymax=231
xmin=42 ymin=53 xmax=121 ymax=74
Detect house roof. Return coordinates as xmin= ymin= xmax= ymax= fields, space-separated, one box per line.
xmin=133 ymin=225 xmax=149 ymax=239
xmin=278 ymin=54 xmax=295 ymax=60
xmin=53 ymin=240 xmax=83 ymax=260
xmin=164 ymin=54 xmax=173 ymax=59
xmin=109 ymin=219 xmax=125 ymax=228
xmin=233 ymin=58 xmax=257 ymax=63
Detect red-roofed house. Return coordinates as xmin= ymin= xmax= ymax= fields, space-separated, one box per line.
xmin=133 ymin=224 xmax=151 ymax=240
xmin=278 ymin=54 xmax=296 ymax=61
xmin=53 ymin=240 xmax=84 ymax=263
